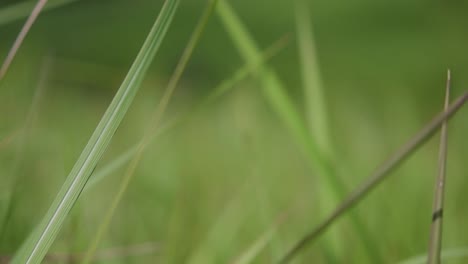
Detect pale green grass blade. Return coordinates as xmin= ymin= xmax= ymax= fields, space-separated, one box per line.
xmin=217 ymin=1 xmax=318 ymax=165
xmin=0 ymin=57 xmax=51 ymax=244
xmin=186 ymin=184 xmax=251 ymax=264
xmin=398 ymin=247 xmax=468 ymax=264
xmin=231 ymin=213 xmax=287 ymax=264
xmin=82 ymin=35 xmax=289 ymax=194
xmin=0 ymin=0 xmax=77 ymax=27
xmin=427 ymin=70 xmax=451 ymax=264
xmin=278 ymin=92 xmax=468 ymax=263
xmin=11 ymin=0 xmax=180 ymax=262
xmin=216 ymin=0 xmax=336 ymax=194
xmin=0 ymin=0 xmax=48 ymax=81
xmin=295 ymin=0 xmax=331 ymax=156
xmin=295 ymin=1 xmax=382 ymax=261
xmin=82 ymin=0 xmax=213 ymax=262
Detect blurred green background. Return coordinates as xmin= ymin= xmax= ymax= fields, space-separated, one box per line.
xmin=1 ymin=0 xmax=468 ymax=263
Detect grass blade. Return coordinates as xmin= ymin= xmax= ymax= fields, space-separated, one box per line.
xmin=295 ymin=0 xmax=331 ymax=156
xmin=278 ymin=91 xmax=468 ymax=263
xmin=0 ymin=0 xmax=48 ymax=81
xmin=0 ymin=0 xmax=77 ymax=27
xmin=230 ymin=213 xmax=287 ymax=264
xmin=0 ymin=57 xmax=51 ymax=245
xmin=427 ymin=70 xmax=451 ymax=264
xmin=82 ymin=0 xmax=216 ymax=262
xmin=10 ymin=0 xmax=180 ymax=262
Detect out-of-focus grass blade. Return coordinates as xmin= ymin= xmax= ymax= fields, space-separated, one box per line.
xmin=295 ymin=1 xmax=382 ymax=262
xmin=186 ymin=184 xmax=251 ymax=264
xmin=0 ymin=57 xmax=51 ymax=244
xmin=0 ymin=0 xmax=77 ymax=27
xmin=217 ymin=1 xmax=382 ymax=262
xmin=82 ymin=0 xmax=215 ymax=262
xmin=11 ymin=0 xmax=180 ymax=263
xmin=82 ymin=34 xmax=289 ymax=194
xmin=0 ymin=0 xmax=48 ymax=81
xmin=278 ymin=92 xmax=468 ymax=263
xmin=217 ymin=1 xmax=320 ymax=168
xmin=295 ymin=0 xmax=331 ymax=156
xmin=398 ymin=247 xmax=468 ymax=264
xmin=230 ymin=213 xmax=287 ymax=264
xmin=427 ymin=70 xmax=451 ymax=264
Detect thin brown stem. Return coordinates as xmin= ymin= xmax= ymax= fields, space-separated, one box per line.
xmin=427 ymin=70 xmax=451 ymax=264
xmin=278 ymin=91 xmax=468 ymax=263
xmin=0 ymin=0 xmax=48 ymax=81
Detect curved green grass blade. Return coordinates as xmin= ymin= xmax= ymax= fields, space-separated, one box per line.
xmin=11 ymin=0 xmax=180 ymax=263
xmin=0 ymin=0 xmax=77 ymax=27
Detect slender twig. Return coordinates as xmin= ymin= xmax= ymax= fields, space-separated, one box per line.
xmin=81 ymin=1 xmax=218 ymax=262
xmin=0 ymin=0 xmax=48 ymax=81
xmin=278 ymin=91 xmax=468 ymax=263
xmin=427 ymin=70 xmax=451 ymax=264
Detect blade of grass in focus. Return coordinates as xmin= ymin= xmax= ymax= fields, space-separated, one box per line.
xmin=10 ymin=0 xmax=180 ymax=262
xmin=0 ymin=0 xmax=48 ymax=81
xmin=82 ymin=0 xmax=216 ymax=262
xmin=278 ymin=91 xmax=468 ymax=263
xmin=427 ymin=70 xmax=451 ymax=264
xmin=82 ymin=34 xmax=289 ymax=194
xmin=0 ymin=0 xmax=78 ymax=27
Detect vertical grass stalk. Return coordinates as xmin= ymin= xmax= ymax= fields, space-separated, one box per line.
xmin=279 ymin=91 xmax=468 ymax=263
xmin=427 ymin=70 xmax=451 ymax=264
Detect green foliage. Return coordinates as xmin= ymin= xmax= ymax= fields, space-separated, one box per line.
xmin=10 ymin=0 xmax=180 ymax=262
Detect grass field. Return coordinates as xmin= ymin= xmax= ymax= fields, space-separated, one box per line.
xmin=1 ymin=0 xmax=468 ymax=263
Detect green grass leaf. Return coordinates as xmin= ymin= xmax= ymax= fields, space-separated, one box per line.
xmin=10 ymin=0 xmax=180 ymax=262
xmin=295 ymin=0 xmax=331 ymax=157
